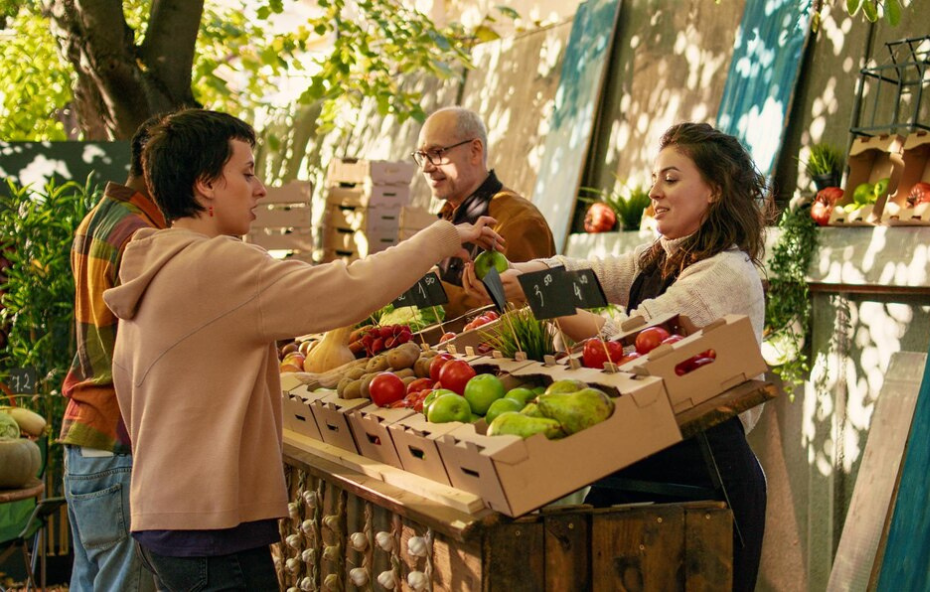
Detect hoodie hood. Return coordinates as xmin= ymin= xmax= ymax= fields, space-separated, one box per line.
xmin=104 ymin=227 xmax=201 ymax=320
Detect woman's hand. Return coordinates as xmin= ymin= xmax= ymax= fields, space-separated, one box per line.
xmin=453 ymin=216 xmax=504 ymax=260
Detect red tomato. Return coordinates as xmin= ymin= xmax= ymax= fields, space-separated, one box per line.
xmin=439 ymin=332 xmax=456 ymax=343
xmin=581 ymin=338 xmax=624 ymax=369
xmin=584 ymin=202 xmax=617 ymax=233
xmin=368 ymin=372 xmax=407 ymax=407
xmin=811 ymin=200 xmax=833 ymax=227
xmin=675 ymin=356 xmax=715 ymax=376
xmin=634 ymin=327 xmax=671 ymax=355
xmin=438 ymin=359 xmax=477 ymax=395
xmin=701 ymin=349 xmax=717 ymax=360
xmin=661 ymin=334 xmax=685 ymax=345
xmin=406 ymin=377 xmax=433 ymax=395
xmin=470 ymin=316 xmax=491 ymax=329
xmin=483 ymin=311 xmax=499 ymax=321
xmin=617 ymin=351 xmax=642 ymax=366
xmin=429 ymin=353 xmax=454 ymax=383
xmin=815 ymin=186 xmax=844 ymax=205
xmin=908 ymin=181 xmax=930 ymax=207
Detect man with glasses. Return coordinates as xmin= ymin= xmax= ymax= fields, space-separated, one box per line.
xmin=413 ymin=106 xmax=555 ymax=318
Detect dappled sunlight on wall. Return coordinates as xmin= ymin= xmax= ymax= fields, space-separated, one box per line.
xmin=461 ymin=22 xmax=570 ymax=202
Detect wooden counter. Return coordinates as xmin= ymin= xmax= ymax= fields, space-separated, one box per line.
xmin=277 ymin=381 xmax=775 ymax=590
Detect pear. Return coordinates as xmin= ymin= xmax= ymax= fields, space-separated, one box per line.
xmin=537 ymin=387 xmax=615 ymax=435
xmin=520 ymin=403 xmax=544 ymax=418
xmin=487 ymin=412 xmax=565 ymax=440
xmin=544 ymin=379 xmax=587 ymax=395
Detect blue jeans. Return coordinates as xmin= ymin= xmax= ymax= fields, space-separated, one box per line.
xmin=136 ymin=543 xmax=279 ymax=592
xmin=64 ymin=446 xmax=156 ymax=592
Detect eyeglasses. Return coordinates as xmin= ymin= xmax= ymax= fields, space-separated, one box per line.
xmin=411 ymin=139 xmax=475 ymax=167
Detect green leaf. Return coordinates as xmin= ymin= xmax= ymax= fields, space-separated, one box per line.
xmin=846 ymin=0 xmax=863 ymax=16
xmin=862 ymin=0 xmax=879 ymax=21
xmin=472 ymin=24 xmax=501 ymax=43
xmin=885 ymin=0 xmax=901 ymax=26
xmin=495 ymin=5 xmax=520 ymax=20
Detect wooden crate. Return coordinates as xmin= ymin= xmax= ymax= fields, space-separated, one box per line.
xmin=246 ymin=181 xmax=313 ymax=253
xmin=326 ymin=158 xmax=417 ymax=187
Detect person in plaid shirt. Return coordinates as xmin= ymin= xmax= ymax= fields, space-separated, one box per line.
xmin=59 ymin=116 xmax=166 ymax=592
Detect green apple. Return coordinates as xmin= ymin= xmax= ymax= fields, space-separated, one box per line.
xmin=463 ymin=374 xmax=506 ymax=415
xmin=873 ymin=177 xmax=890 ymax=198
xmin=473 ymin=250 xmax=510 ymax=280
xmin=422 ymin=388 xmax=456 ymax=418
xmin=853 ymin=182 xmax=875 ymax=206
xmin=427 ymin=393 xmax=472 ymax=423
xmin=505 ymin=387 xmax=537 ymax=406
xmin=485 ymin=397 xmax=525 ymax=425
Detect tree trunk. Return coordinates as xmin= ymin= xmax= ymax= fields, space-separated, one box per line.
xmin=41 ymin=0 xmax=205 ymax=140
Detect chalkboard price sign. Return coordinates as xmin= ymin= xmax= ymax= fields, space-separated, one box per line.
xmin=516 ymin=267 xmax=578 ymax=320
xmin=565 ymin=269 xmax=608 ymax=310
xmin=8 ymin=367 xmax=37 ymax=395
xmin=392 ymin=272 xmax=448 ymax=309
xmin=480 ymin=266 xmax=508 ymax=314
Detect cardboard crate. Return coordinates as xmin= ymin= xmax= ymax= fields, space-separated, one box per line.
xmin=326 ymin=204 xmax=403 ymax=234
xmin=246 ymin=228 xmax=314 ymax=252
xmin=830 ymin=134 xmax=905 ymax=226
xmin=435 ymin=366 xmax=679 ymax=517
xmin=321 ymin=225 xmax=397 ymax=256
xmin=882 ymin=131 xmax=930 ymax=225
xmin=611 ymin=313 xmax=767 ymax=413
xmin=309 ymin=393 xmax=369 ymax=454
xmin=399 ymin=206 xmax=439 ymax=240
xmin=387 ymin=414 xmax=461 ymax=486
xmin=326 ymin=184 xmax=411 ymax=208
xmin=346 ymin=404 xmax=415 ymax=468
xmin=327 ymin=158 xmax=417 ymax=187
xmin=414 ymin=305 xmax=504 ymax=348
xmin=320 ymin=248 xmax=361 ymax=264
xmin=252 ymin=203 xmax=312 ymax=228
xmin=282 ymin=384 xmax=327 ymax=441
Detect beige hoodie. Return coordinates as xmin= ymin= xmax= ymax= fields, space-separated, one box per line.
xmin=104 ymin=221 xmax=461 ymax=531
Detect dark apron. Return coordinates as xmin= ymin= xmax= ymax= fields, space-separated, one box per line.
xmin=436 ymin=171 xmax=503 ymax=286
xmin=585 ymin=254 xmax=767 ymax=592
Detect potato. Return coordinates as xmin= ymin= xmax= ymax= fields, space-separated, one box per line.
xmin=342 ymin=379 xmax=363 ymax=399
xmin=366 ymin=356 xmax=391 ymax=372
xmin=414 ymin=357 xmax=433 ymax=378
xmin=345 ymin=366 xmax=367 ymax=380
xmin=387 ymin=343 xmax=420 ymax=370
xmin=394 ymin=368 xmax=415 ymax=379
xmin=336 ymin=375 xmax=353 ymax=397
xmin=402 ymin=376 xmax=418 ymax=388
xmin=359 ymin=372 xmax=379 ymax=399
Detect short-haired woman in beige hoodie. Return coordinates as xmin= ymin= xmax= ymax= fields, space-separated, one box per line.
xmin=104 ymin=109 xmax=502 ymax=591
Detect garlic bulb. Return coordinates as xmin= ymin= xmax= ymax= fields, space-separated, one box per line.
xmin=349 ymin=567 xmax=369 ymax=587
xmin=375 ymin=531 xmax=394 ymax=552
xmin=301 ymin=548 xmax=314 ymax=563
xmin=288 ymin=502 xmax=300 ymax=519
xmin=285 ymin=557 xmax=301 ymax=574
xmin=349 ymin=531 xmax=368 ymax=552
xmin=287 ymin=587 xmax=299 ymax=592
xmin=322 ymin=514 xmax=341 ymax=533
xmin=286 ymin=534 xmax=302 ymax=549
xmin=407 ymin=570 xmax=428 ymax=591
xmin=301 ymin=519 xmax=315 ymax=535
xmin=323 ymin=574 xmax=340 ymax=591
xmin=407 ymin=535 xmax=428 ymax=557
xmin=377 ymin=570 xmax=396 ymax=590
xmin=303 ymin=490 xmax=318 ymax=508
xmin=322 ymin=543 xmax=341 ymax=562
xmin=299 ymin=577 xmax=313 ymax=591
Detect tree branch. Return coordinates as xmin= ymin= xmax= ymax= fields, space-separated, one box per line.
xmin=141 ymin=0 xmax=203 ymax=107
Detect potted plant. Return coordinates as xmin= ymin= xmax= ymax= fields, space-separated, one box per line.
xmin=579 ymin=179 xmax=652 ymax=232
xmin=802 ymin=142 xmax=844 ymax=191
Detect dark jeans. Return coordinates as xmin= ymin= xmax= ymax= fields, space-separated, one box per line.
xmin=586 ymin=417 xmax=767 ymax=592
xmin=135 ymin=542 xmax=279 ymax=592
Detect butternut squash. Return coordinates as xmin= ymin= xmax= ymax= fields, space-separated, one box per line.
xmin=0 ymin=407 xmax=47 ymax=437
xmin=303 ymin=326 xmax=356 ymax=373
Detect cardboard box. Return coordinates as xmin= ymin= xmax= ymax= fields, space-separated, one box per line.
xmin=611 ymin=314 xmax=767 ymax=413
xmin=246 ymin=228 xmax=313 ymax=251
xmin=252 ymin=203 xmax=312 ymax=229
xmin=326 ymin=184 xmax=411 ymax=208
xmin=882 ymin=131 xmax=930 ymax=225
xmin=399 ymin=206 xmax=439 ymax=240
xmin=830 ymin=134 xmax=905 ymax=226
xmin=435 ymin=366 xmax=680 ymax=517
xmin=322 ymin=225 xmax=397 ymax=256
xmin=346 ymin=404 xmax=415 ymax=468
xmin=309 ymin=393 xmax=369 ymax=454
xmin=326 ymin=204 xmax=403 ymax=234
xmin=327 ymin=158 xmax=417 ymax=187
xmin=413 ymin=305 xmax=500 ymax=347
xmin=264 ymin=180 xmax=313 ymax=203
xmin=281 ymin=384 xmax=327 ymax=441
xmin=387 ymin=414 xmax=461 ymax=485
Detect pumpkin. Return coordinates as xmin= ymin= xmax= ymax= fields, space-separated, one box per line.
xmin=303 ymin=326 xmax=356 ymax=373
xmin=0 ymin=438 xmax=41 ymax=488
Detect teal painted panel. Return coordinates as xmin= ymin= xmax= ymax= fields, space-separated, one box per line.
xmin=532 ymin=0 xmax=621 ymax=254
xmin=0 ymin=141 xmax=129 ymax=196
xmin=717 ymin=0 xmax=812 ymax=177
xmin=875 ymin=347 xmax=930 ymax=590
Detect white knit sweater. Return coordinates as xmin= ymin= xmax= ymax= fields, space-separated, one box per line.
xmin=544 ymin=236 xmax=766 ymax=432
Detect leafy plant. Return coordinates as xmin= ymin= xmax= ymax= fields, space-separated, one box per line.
xmin=764 ymin=201 xmax=819 ymax=393
xmin=481 ymin=306 xmax=555 ymax=362
xmin=580 ymin=179 xmax=652 ymax=231
xmin=802 ymin=142 xmax=844 ymax=179
xmin=0 ymin=176 xmax=100 ymax=483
